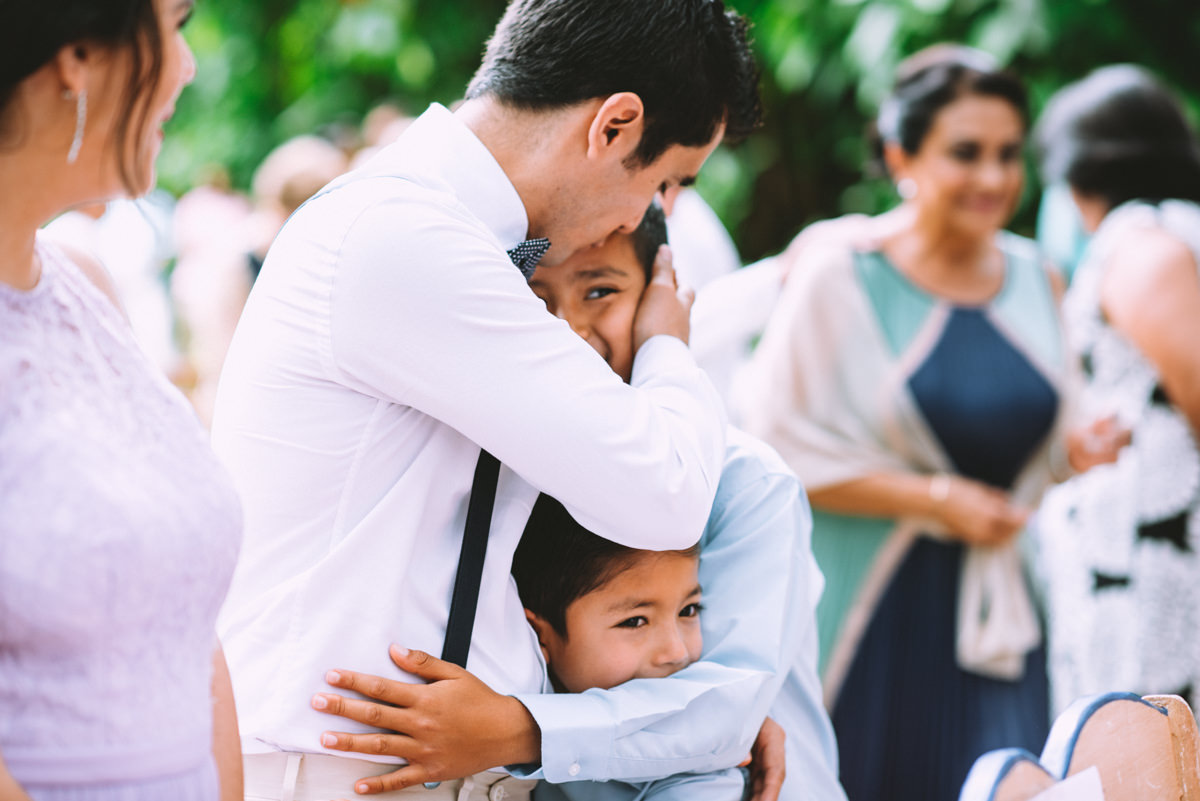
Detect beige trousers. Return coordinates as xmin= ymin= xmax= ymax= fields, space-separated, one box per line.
xmin=243 ymin=752 xmax=537 ymax=801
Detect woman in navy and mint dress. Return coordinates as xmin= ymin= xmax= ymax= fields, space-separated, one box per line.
xmin=737 ymin=46 xmax=1124 ymax=801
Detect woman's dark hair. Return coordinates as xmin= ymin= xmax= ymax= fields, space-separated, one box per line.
xmin=871 ymin=44 xmax=1029 ymax=174
xmin=512 ymin=494 xmax=699 ymax=637
xmin=0 ymin=0 xmax=165 ymax=192
xmin=466 ymin=0 xmax=761 ymax=168
xmin=1035 ymin=65 xmax=1200 ymax=210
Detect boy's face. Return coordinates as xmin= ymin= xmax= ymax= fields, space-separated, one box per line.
xmin=528 ymin=233 xmax=648 ymax=383
xmin=528 ymin=551 xmax=703 ymax=693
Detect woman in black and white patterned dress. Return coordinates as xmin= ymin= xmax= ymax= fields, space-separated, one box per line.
xmin=1034 ymin=65 xmax=1200 ymax=713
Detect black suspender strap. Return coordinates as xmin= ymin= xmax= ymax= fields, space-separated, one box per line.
xmin=441 ymin=449 xmax=501 ymax=668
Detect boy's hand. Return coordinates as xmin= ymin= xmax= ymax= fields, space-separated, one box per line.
xmin=746 ymin=717 xmax=786 ymax=801
xmin=633 ymin=245 xmax=693 ymax=351
xmin=312 ymin=645 xmax=541 ymax=794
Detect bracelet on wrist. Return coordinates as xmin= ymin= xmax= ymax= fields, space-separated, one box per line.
xmin=928 ymin=473 xmax=952 ymax=504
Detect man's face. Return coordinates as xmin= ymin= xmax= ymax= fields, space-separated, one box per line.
xmin=528 ymin=233 xmax=647 ymax=383
xmin=535 ymin=128 xmax=722 ymax=268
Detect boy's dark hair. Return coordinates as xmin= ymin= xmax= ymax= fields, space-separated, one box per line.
xmin=1 ymin=0 xmax=165 ymax=193
xmin=1036 ymin=65 xmax=1200 ymax=209
xmin=871 ymin=44 xmax=1028 ymax=176
xmin=630 ymin=202 xmax=669 ymax=283
xmin=466 ymin=0 xmax=762 ymax=167
xmin=512 ymin=493 xmax=699 ymax=637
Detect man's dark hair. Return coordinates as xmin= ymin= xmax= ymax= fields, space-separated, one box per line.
xmin=871 ymin=44 xmax=1028 ymax=176
xmin=512 ymin=493 xmax=699 ymax=637
xmin=466 ymin=0 xmax=761 ymax=167
xmin=1036 ymin=65 xmax=1200 ymax=210
xmin=629 ymin=202 xmax=669 ymax=283
xmin=0 ymin=0 xmax=165 ymax=193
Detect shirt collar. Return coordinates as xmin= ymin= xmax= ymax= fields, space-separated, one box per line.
xmin=370 ymin=103 xmax=530 ymax=251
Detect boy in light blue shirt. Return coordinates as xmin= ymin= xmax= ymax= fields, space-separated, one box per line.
xmin=515 ymin=207 xmax=845 ymax=801
xmin=514 ymin=493 xmax=747 ymax=801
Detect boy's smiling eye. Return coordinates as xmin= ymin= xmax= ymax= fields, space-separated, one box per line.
xmin=615 ymin=615 xmax=649 ymax=629
xmin=584 ymin=286 xmax=618 ymax=300
xmin=679 ymin=602 xmax=702 ymax=618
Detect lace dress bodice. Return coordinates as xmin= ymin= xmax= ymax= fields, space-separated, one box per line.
xmin=1038 ymin=200 xmax=1200 ymax=713
xmin=0 ymin=238 xmax=242 ymax=794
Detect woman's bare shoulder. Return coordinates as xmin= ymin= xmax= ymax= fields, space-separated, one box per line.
xmin=44 ymin=236 xmax=129 ymax=321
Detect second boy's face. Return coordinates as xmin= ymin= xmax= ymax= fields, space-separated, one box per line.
xmin=528 ymin=234 xmax=647 ymax=382
xmin=534 ymin=552 xmax=703 ymax=693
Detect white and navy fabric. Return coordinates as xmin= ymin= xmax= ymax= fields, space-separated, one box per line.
xmin=1036 ymin=200 xmax=1200 ymax=715
xmin=738 ymin=232 xmax=1072 ymax=801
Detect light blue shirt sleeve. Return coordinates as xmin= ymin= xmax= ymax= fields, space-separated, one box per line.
xmin=514 ymin=429 xmax=844 ymax=801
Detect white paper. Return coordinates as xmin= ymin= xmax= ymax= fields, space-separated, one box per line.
xmin=1031 ymin=766 xmax=1105 ymax=801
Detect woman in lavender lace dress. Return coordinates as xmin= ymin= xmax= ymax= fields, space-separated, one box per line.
xmin=0 ymin=2 xmax=243 ymax=799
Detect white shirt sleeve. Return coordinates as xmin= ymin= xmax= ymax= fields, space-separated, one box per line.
xmin=327 ymin=193 xmax=726 ymax=548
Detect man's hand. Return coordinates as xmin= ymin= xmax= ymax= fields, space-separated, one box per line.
xmin=312 ymin=645 xmax=541 ymax=795
xmin=745 ymin=717 xmax=786 ymax=801
xmin=633 ymin=245 xmax=694 ymax=351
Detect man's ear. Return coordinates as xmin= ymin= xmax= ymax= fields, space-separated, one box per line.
xmin=586 ymin=92 xmax=646 ymax=162
xmin=524 ymin=608 xmax=556 ymax=665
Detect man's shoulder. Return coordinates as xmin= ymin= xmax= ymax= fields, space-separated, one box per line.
xmin=296 ymin=170 xmax=462 ymax=230
xmin=279 ymin=170 xmax=495 ymax=263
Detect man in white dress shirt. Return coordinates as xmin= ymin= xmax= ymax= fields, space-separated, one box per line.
xmin=213 ymin=1 xmax=764 ymax=799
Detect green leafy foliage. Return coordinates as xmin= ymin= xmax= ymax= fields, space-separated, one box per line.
xmin=160 ymin=0 xmax=1200 ymax=261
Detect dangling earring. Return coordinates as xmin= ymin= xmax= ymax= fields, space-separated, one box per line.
xmin=896 ymin=177 xmax=918 ymax=201
xmin=64 ymin=88 xmax=87 ymax=165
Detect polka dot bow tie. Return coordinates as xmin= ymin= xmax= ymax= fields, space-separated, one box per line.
xmin=506 ymin=237 xmax=551 ymax=280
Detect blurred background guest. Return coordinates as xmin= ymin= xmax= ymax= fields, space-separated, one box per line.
xmin=735 ymin=45 xmax=1121 ymax=801
xmin=171 ymin=134 xmax=347 ymax=424
xmin=44 ymin=193 xmax=180 ymax=377
xmin=1034 ymin=65 xmax=1200 ymax=715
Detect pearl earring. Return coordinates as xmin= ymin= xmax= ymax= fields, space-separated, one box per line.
xmin=896 ymin=178 xmax=918 ymax=201
xmin=64 ymin=88 xmax=87 ymax=165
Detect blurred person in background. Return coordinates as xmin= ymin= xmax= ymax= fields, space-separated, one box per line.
xmin=44 ymin=192 xmax=180 ymax=377
xmin=664 ymin=187 xmax=741 ymax=290
xmin=1035 ymin=182 xmax=1089 ymax=285
xmin=0 ymin=1 xmax=243 ymax=799
xmin=171 ymin=135 xmax=347 ymax=424
xmin=734 ymin=45 xmax=1124 ymax=801
xmin=349 ymin=100 xmax=414 ymax=170
xmin=1033 ymin=65 xmax=1200 ymax=715
xmin=663 ymin=186 xmax=745 ymax=405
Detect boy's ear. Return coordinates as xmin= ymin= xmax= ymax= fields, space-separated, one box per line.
xmin=524 ymin=608 xmax=555 ymax=665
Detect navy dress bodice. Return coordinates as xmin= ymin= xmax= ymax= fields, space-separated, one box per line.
xmin=834 ymin=306 xmax=1057 ymax=801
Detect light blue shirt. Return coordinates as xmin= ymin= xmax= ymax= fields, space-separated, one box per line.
xmin=515 ymin=429 xmax=846 ymax=801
